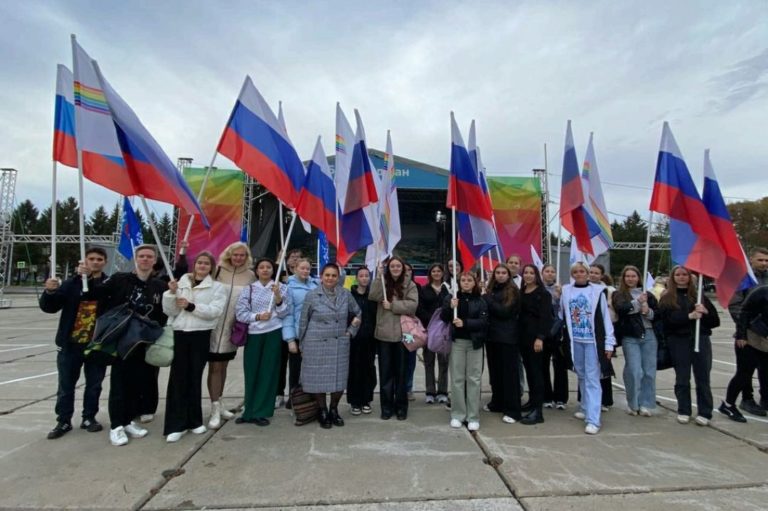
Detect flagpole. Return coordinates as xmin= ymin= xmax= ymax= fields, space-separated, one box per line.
xmin=139 ymin=195 xmax=174 ymax=280
xmin=269 ymin=211 xmax=297 ymax=312
xmin=451 ymin=206 xmax=458 ymax=320
xmin=375 ymin=243 xmax=387 ymax=302
xmin=75 ymin=147 xmax=88 ymax=292
xmin=694 ymin=274 xmax=704 ymax=353
xmin=555 ymin=222 xmax=563 ymax=285
xmin=642 ymin=212 xmax=654 ymax=292
xmin=278 ymin=202 xmax=285 ymax=250
xmin=544 ymin=142 xmax=552 ymax=264
xmin=50 ymin=161 xmax=57 ymax=279
xmin=316 ymin=235 xmax=320 ymax=277
xmin=108 ymin=197 xmax=124 ymax=275
xmin=180 ymin=153 xmax=218 ymax=254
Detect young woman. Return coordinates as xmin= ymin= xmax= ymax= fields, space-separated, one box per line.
xmin=483 ymin=264 xmax=522 ymax=424
xmin=658 ymin=265 xmax=719 ymax=426
xmin=442 ymin=271 xmax=488 ymax=431
xmin=207 ymin=242 xmax=255 ymax=429
xmin=505 ymin=254 xmax=523 ymax=288
xmin=369 ymin=256 xmax=419 ymax=420
xmin=347 ymin=267 xmax=378 ymax=415
xmin=162 ymin=252 xmax=227 ymax=442
xmin=235 ymin=258 xmax=292 ymax=426
xmin=519 ymin=264 xmax=554 ymax=425
xmin=560 ymin=262 xmax=616 ymax=434
xmin=298 ymin=263 xmax=362 ymax=428
xmin=613 ymin=265 xmax=659 ymax=417
xmin=589 ymin=264 xmax=616 ymax=411
xmin=541 ymin=263 xmax=568 ymax=410
xmin=417 ymin=263 xmax=451 ymax=405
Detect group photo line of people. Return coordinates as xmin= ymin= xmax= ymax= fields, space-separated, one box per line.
xmin=40 ymin=241 xmax=768 ymax=445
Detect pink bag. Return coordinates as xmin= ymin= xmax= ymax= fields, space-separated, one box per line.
xmin=400 ymin=314 xmax=427 ymax=352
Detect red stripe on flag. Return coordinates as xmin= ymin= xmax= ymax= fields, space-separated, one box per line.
xmin=53 ymin=131 xmax=77 ymax=168
xmin=296 ymin=192 xmax=336 ymax=237
xmin=82 ymin=151 xmax=137 ymax=196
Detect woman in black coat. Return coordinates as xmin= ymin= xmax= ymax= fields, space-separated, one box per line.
xmin=483 ymin=264 xmax=522 ymax=424
xmin=347 ymin=267 xmax=379 ymax=415
xmin=518 ymin=264 xmax=554 ymax=425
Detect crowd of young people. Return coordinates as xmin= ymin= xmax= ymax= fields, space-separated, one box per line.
xmin=40 ymin=243 xmax=768 ymax=444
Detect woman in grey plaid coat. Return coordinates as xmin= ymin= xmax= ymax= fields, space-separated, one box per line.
xmin=298 ymin=263 xmax=361 ymax=428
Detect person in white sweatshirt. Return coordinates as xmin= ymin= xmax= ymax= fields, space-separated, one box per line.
xmin=560 ymin=262 xmax=616 ymax=434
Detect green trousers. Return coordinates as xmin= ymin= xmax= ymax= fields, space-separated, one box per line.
xmin=242 ymin=329 xmax=283 ymax=419
xmin=450 ymin=338 xmax=484 ymax=423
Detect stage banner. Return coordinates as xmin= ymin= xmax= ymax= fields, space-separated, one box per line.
xmin=487 ymin=176 xmax=542 ymax=264
xmin=177 ymin=167 xmax=245 ymax=260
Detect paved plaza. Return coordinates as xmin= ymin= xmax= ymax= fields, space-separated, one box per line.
xmin=1 ymin=290 xmax=767 ymax=510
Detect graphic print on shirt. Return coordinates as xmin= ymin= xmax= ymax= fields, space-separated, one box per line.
xmin=71 ymin=300 xmax=98 ymax=343
xmin=568 ymin=293 xmax=593 ymax=340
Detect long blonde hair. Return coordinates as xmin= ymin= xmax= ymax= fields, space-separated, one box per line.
xmin=218 ymin=241 xmax=253 ymax=269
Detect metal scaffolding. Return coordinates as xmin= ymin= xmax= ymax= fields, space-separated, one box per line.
xmin=0 ymin=168 xmax=18 ymax=307
xmin=532 ymin=168 xmax=550 ymax=263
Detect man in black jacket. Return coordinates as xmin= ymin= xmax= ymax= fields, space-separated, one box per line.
xmin=40 ymin=247 xmax=109 ymax=439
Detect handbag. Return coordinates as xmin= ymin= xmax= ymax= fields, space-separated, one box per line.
xmin=85 ymin=303 xmax=134 ymax=365
xmin=749 ymin=314 xmax=768 ymax=338
xmin=426 ymin=308 xmax=451 ymax=355
xmin=145 ymin=325 xmax=174 ymax=367
xmin=230 ymin=285 xmax=252 ymax=347
xmin=400 ymin=314 xmax=427 ymax=352
xmin=290 ymin=385 xmax=319 ymax=426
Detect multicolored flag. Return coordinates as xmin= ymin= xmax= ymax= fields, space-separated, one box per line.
xmin=53 ymin=64 xmax=77 ymax=167
xmin=118 ymin=197 xmax=143 ymax=260
xmin=217 ymin=76 xmax=305 ymax=209
xmin=649 ymin=122 xmax=724 ymax=278
xmin=365 ymin=130 xmax=401 ymax=270
xmin=296 ymin=137 xmax=337 ymax=242
xmin=559 ymin=120 xmax=593 ymax=255
xmin=702 ymin=149 xmax=750 ymax=305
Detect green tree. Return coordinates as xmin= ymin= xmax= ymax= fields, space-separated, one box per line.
xmin=87 ymin=206 xmax=112 ymax=235
xmin=728 ymin=197 xmax=768 ymax=250
xmin=157 ymin=212 xmax=174 ymax=248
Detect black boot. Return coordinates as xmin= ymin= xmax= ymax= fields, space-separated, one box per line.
xmin=520 ymin=407 xmax=544 ymax=425
xmin=318 ymin=409 xmax=332 ymax=429
xmin=329 ymin=408 xmax=345 ymax=427
xmin=521 ymin=401 xmax=535 ymax=413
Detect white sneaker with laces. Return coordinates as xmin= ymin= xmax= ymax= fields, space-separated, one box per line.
xmin=677 ymin=415 xmax=690 ymax=424
xmin=543 ymin=401 xmax=554 ymax=409
xmin=467 ymin=421 xmax=480 ymax=431
xmin=573 ymin=410 xmax=586 ymax=420
xmin=208 ymin=401 xmax=222 ymax=430
xmin=639 ymin=407 xmax=652 ymax=417
xmin=436 ymin=394 xmax=449 ymax=404
xmin=191 ymin=425 xmax=207 ymax=434
xmin=626 ymin=408 xmax=638 ymax=416
xmin=219 ymin=405 xmax=235 ymax=420
xmin=425 ymin=395 xmax=435 ymax=404
xmin=585 ymin=424 xmax=600 ymax=435
xmin=694 ymin=416 xmax=710 ymax=426
xmin=450 ymin=419 xmax=462 ymax=429
xmin=124 ymin=422 xmax=148 ymax=438
xmin=110 ymin=426 xmax=129 ymax=446
xmin=166 ymin=431 xmax=185 ymax=443
xmin=555 ymin=402 xmax=567 ymax=410
xmin=139 ymin=414 xmax=154 ymax=424
xmin=502 ymin=415 xmax=517 ymax=424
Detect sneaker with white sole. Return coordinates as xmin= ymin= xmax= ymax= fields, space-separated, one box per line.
xmin=436 ymin=394 xmax=449 ymax=404
xmin=555 ymin=402 xmax=567 ymax=410
xmin=124 ymin=422 xmax=148 ymax=438
xmin=139 ymin=414 xmax=154 ymax=424
xmin=275 ymin=395 xmax=285 ymax=409
xmin=626 ymin=408 xmax=638 ymax=416
xmin=694 ymin=416 xmax=710 ymax=426
xmin=361 ymin=405 xmax=372 ymax=414
xmin=110 ymin=426 xmax=129 ymax=446
xmin=601 ymin=405 xmax=610 ymax=412
xmin=467 ymin=421 xmax=480 ymax=431
xmin=350 ymin=407 xmax=362 ymax=416
xmin=502 ymin=415 xmax=517 ymax=424
xmin=677 ymin=415 xmax=690 ymax=424
xmin=543 ymin=401 xmax=554 ymax=409
xmin=450 ymin=419 xmax=462 ymax=429
xmin=425 ymin=395 xmax=435 ymax=404
xmin=573 ymin=410 xmax=586 ymax=420
xmin=639 ymin=407 xmax=652 ymax=417
xmin=191 ymin=425 xmax=207 ymax=434
xmin=585 ymin=423 xmax=600 ymax=435
xmin=166 ymin=431 xmax=185 ymax=443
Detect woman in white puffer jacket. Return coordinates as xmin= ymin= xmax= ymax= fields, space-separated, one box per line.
xmin=162 ymin=251 xmax=227 ymax=443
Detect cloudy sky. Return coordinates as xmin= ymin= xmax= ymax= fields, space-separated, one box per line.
xmin=1 ymin=0 xmax=766 ymax=225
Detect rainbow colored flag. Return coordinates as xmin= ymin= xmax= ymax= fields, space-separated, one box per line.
xmin=487 ymin=177 xmax=542 ymax=263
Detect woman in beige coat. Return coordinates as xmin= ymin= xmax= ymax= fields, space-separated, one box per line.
xmin=369 ymin=256 xmax=418 ymax=421
xmin=207 ymin=242 xmax=255 ymax=429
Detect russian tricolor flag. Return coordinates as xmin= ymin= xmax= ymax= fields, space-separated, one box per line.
xmin=559 ymin=121 xmax=593 ymax=255
xmin=702 ymin=150 xmax=749 ymax=305
xmin=467 ymin=120 xmax=500 ymax=253
xmin=296 ymin=137 xmax=337 ymax=243
xmin=447 ymin=113 xmax=495 ymax=222
xmin=53 ymin=64 xmax=77 ymax=168
xmin=649 ymin=122 xmax=724 ymax=278
xmin=218 ymin=76 xmax=305 ymax=210
xmin=343 ymin=110 xmax=379 ymax=214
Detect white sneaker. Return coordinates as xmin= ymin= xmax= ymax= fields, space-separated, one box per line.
xmin=166 ymin=431 xmax=185 ymax=443
xmin=124 ymin=422 xmax=148 ymax=438
xmin=573 ymin=410 xmax=586 ymax=420
xmin=626 ymin=408 xmax=638 ymax=416
xmin=694 ymin=416 xmax=710 ymax=426
xmin=482 ymin=403 xmax=491 ymax=412
xmin=677 ymin=415 xmax=690 ymax=424
xmin=139 ymin=414 xmax=154 ymax=424
xmin=601 ymin=405 xmax=610 ymax=412
xmin=208 ymin=402 xmax=222 ymax=430
xmin=555 ymin=402 xmax=567 ymax=410
xmin=585 ymin=423 xmax=600 ymax=435
xmin=543 ymin=401 xmax=554 ymax=409
xmin=109 ymin=426 xmax=129 ymax=446
xmin=219 ymin=404 xmax=235 ymax=420
xmin=275 ymin=395 xmax=285 ymax=408
xmin=191 ymin=425 xmax=207 ymax=434
xmin=502 ymin=415 xmax=517 ymax=424
xmin=436 ymin=394 xmax=449 ymax=404
xmin=467 ymin=421 xmax=480 ymax=431
xmin=425 ymin=395 xmax=435 ymax=404
xmin=450 ymin=419 xmax=462 ymax=429
xmin=639 ymin=407 xmax=653 ymax=417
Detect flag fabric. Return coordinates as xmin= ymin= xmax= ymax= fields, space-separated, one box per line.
xmin=118 ymin=197 xmax=143 ymax=260
xmin=318 ymin=231 xmax=330 ymax=269
xmin=276 ymin=100 xmax=312 ymax=233
xmin=649 ymin=122 xmax=725 ymax=278
xmin=737 ymin=250 xmax=758 ymax=292
xmin=365 ymin=130 xmax=402 ymax=271
xmin=579 ymin=132 xmax=613 ymax=261
xmin=343 ymin=110 xmax=379 ymax=214
xmin=217 ymin=76 xmax=305 ymax=209
xmin=702 ymin=149 xmax=750 ymax=305
xmin=91 ymin=60 xmax=209 ymax=227
xmin=530 ymin=245 xmax=544 ymax=271
xmin=53 ymin=64 xmax=77 ymax=167
xmin=335 ymin=105 xmax=374 ymax=265
xmin=467 ymin=120 xmax=499 ymax=248
xmin=447 ymin=114 xmax=494 ymax=225
xmin=645 ymin=272 xmax=656 ymax=292
xmin=559 ymin=120 xmax=593 ymax=256
xmin=71 ymin=38 xmax=130 ymax=194
xmin=296 ymin=137 xmax=337 ymax=240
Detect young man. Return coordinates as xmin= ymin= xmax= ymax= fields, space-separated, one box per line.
xmin=40 ymin=247 xmax=109 ymax=439
xmin=83 ymin=244 xmax=168 ymax=446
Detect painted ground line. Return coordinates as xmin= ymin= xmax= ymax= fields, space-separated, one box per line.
xmin=0 ymin=344 xmax=47 ymax=353
xmin=0 ymin=371 xmax=58 ymax=386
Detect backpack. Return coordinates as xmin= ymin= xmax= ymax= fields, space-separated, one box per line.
xmin=400 ymin=314 xmax=427 ymax=352
xmin=426 ymin=308 xmax=452 ymax=355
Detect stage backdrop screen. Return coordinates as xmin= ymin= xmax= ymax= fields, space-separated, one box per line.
xmin=487 ymin=176 xmax=542 ymax=264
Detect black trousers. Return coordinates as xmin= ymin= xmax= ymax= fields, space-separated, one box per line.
xmin=163 ymin=330 xmax=210 ymax=435
xmin=487 ymin=342 xmax=522 ymax=419
xmin=277 ymin=342 xmax=301 ymax=396
xmin=543 ymin=343 xmax=570 ymax=404
xmin=520 ymin=339 xmax=546 ymax=409
xmin=668 ymin=334 xmax=713 ymax=419
xmin=423 ymin=347 xmax=449 ymax=396
xmin=55 ymin=343 xmax=107 ymax=423
xmin=727 ymin=344 xmax=768 ymax=405
xmin=347 ymin=335 xmax=378 ymax=407
xmin=377 ymin=340 xmax=409 ymax=414
xmin=108 ymin=345 xmax=157 ymax=429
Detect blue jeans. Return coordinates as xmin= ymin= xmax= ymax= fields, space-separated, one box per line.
xmin=573 ymin=341 xmax=602 ymax=427
xmin=622 ymin=328 xmax=657 ymax=411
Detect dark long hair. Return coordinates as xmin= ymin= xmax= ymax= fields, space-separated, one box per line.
xmin=616 ymin=265 xmax=641 ymax=301
xmin=487 ymin=264 xmax=519 ymax=306
xmin=385 ymin=256 xmax=407 ymax=300
xmin=520 ymin=264 xmax=544 ymax=291
xmin=427 ymin=263 xmax=445 ymax=286
xmin=659 ymin=265 xmax=697 ymax=310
